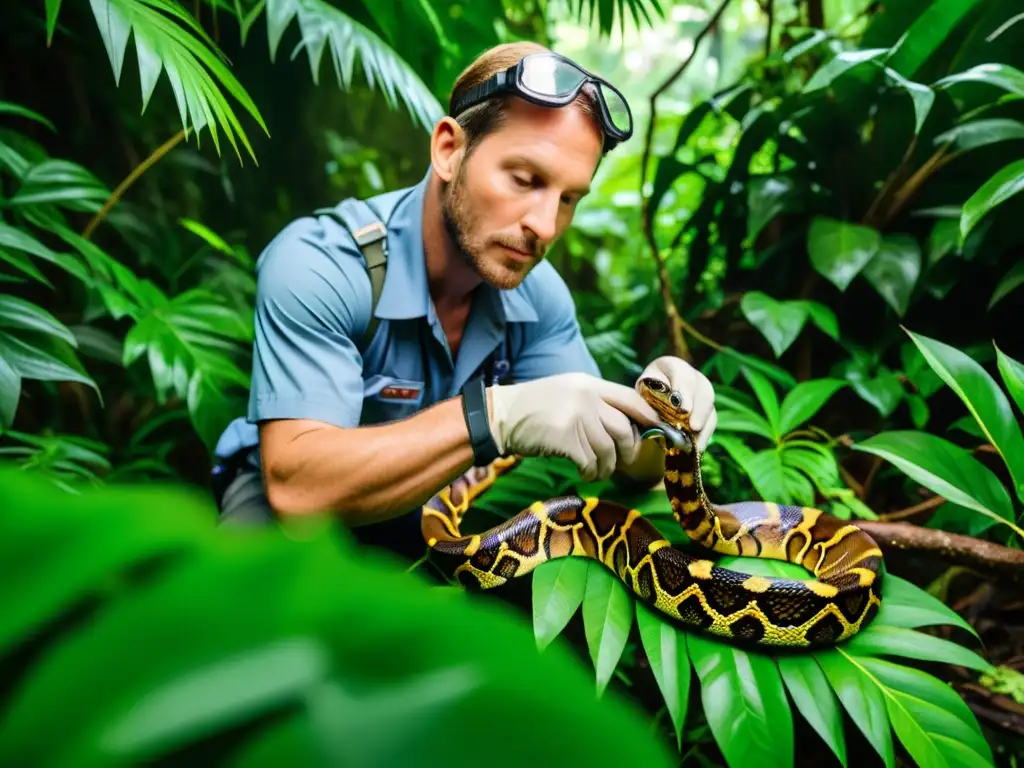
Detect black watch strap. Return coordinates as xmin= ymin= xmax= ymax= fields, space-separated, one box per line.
xmin=461 ymin=375 xmax=501 ymax=467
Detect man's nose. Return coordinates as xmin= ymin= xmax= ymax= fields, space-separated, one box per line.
xmin=522 ymin=192 xmax=561 ymax=244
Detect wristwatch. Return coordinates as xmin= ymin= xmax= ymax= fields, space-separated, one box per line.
xmin=461 ymin=375 xmax=501 ymax=466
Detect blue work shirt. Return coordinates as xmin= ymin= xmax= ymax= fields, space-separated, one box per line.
xmin=215 ymin=165 xmax=601 ymax=469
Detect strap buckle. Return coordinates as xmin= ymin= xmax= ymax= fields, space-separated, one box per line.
xmin=352 ymin=221 xmax=388 ymax=247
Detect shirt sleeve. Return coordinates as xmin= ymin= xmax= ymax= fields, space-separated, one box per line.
xmin=246 ymin=218 xmax=372 ymax=428
xmin=510 ymin=262 xmax=601 ymax=382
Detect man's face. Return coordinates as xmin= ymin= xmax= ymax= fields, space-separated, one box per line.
xmin=442 ymin=98 xmax=603 ymax=290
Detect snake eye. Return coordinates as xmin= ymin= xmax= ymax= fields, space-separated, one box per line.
xmin=670 ymin=393 xmax=682 ymax=409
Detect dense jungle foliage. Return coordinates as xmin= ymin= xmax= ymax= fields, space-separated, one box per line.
xmin=2 ymin=0 xmax=1024 ymax=766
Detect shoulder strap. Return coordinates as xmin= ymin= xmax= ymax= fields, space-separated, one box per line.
xmin=313 ymin=198 xmax=390 ymax=345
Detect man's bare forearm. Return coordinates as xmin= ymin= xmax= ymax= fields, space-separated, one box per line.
xmin=260 ymin=393 xmax=490 ymax=525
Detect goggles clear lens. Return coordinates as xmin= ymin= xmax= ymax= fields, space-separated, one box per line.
xmin=519 ymin=54 xmax=631 ymax=136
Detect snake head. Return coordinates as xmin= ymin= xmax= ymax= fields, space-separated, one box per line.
xmin=637 ymin=376 xmax=692 ymax=430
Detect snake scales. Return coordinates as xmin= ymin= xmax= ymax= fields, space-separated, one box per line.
xmin=422 ymin=376 xmax=883 ymax=648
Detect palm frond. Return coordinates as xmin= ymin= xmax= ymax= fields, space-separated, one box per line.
xmin=265 ymin=0 xmax=445 ymax=132
xmin=562 ymin=0 xmax=667 ymax=41
xmin=55 ymin=0 xmax=269 ymax=163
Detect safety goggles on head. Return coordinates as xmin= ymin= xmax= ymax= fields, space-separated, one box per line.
xmin=449 ymin=52 xmax=634 ymax=152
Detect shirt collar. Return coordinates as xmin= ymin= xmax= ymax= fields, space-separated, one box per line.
xmin=373 ymin=165 xmax=539 ymax=325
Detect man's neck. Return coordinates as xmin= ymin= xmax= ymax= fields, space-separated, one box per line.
xmin=422 ymin=172 xmax=481 ymax=315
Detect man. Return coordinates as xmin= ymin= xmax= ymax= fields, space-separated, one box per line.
xmin=212 ymin=41 xmax=718 ymax=559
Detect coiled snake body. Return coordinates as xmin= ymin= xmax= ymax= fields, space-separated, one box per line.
xmin=422 ymin=377 xmax=882 ymax=648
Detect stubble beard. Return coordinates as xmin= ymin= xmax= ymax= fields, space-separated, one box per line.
xmin=441 ymin=163 xmax=540 ymax=291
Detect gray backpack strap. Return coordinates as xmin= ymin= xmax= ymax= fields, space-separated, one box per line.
xmin=313 ymin=198 xmax=389 ymax=346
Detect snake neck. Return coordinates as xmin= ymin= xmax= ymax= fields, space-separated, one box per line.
xmin=663 ymin=442 xmax=713 ymax=527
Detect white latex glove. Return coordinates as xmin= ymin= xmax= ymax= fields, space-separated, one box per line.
xmin=635 ymin=356 xmax=718 ymax=451
xmin=488 ymin=372 xmax=662 ymax=481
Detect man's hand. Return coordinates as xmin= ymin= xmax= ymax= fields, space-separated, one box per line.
xmin=636 ymin=355 xmax=717 ymax=450
xmin=488 ymin=372 xmax=661 ymax=482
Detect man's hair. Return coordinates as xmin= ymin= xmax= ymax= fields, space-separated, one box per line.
xmin=447 ymin=42 xmax=603 ymax=156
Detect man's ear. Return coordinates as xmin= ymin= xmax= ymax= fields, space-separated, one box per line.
xmin=430 ymin=117 xmax=465 ymax=183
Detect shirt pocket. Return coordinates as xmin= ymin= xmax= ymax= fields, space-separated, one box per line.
xmin=361 ymin=374 xmax=425 ymax=425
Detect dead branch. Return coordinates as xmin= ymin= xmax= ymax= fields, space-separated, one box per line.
xmin=853 ymin=520 xmax=1024 ymax=585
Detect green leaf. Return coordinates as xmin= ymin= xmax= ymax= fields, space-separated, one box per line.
xmin=265 ymin=0 xmax=444 ymax=132
xmin=8 ymin=159 xmax=110 ymax=212
xmin=688 ymin=636 xmax=792 ymax=768
xmin=741 ymin=367 xmax=781 ymax=439
xmin=885 ymin=0 xmax=986 ymax=77
xmin=715 ymin=409 xmax=776 ymax=441
xmin=0 ymin=295 xmax=78 ymax=346
xmin=988 ymin=259 xmax=1024 ymax=310
xmin=636 ymin=602 xmax=690 ymax=751
xmin=817 ymin=651 xmax=895 ymax=768
xmin=875 ymin=573 xmax=978 ymax=639
xmin=0 ymin=248 xmax=53 ymax=288
xmin=746 ymin=176 xmax=800 ymax=242
xmin=935 ymin=62 xmax=1024 ymax=100
xmin=808 ymin=217 xmax=882 ymax=291
xmin=995 ymin=344 xmax=1024 ymax=419
xmin=845 ymin=625 xmax=992 ymax=674
xmin=782 ymin=443 xmax=841 ymax=492
xmin=803 ymin=48 xmax=889 ymax=93
xmin=906 ymin=328 xmax=1024 ymax=504
xmin=0 ymin=354 xmax=21 ymax=429
xmin=0 ymin=102 xmax=57 ymax=132
xmin=779 ymin=379 xmax=846 ymax=434
xmin=843 ymin=367 xmax=904 ymax=418
xmin=739 ymin=291 xmax=809 ymax=358
xmin=0 ymin=468 xmax=676 ymax=768
xmin=778 ymin=656 xmax=846 ymax=767
xmin=0 ymin=330 xmax=97 ymax=395
xmin=884 ymin=68 xmax=934 ymax=134
xmin=793 ymin=300 xmax=839 ymax=340
xmin=532 ymin=558 xmax=589 ymax=650
xmin=935 ymin=118 xmax=1024 ymax=153
xmin=841 ymin=653 xmax=994 ymax=768
xmin=853 ymin=431 xmax=1021 ymax=539
xmin=960 ymin=158 xmax=1024 ymax=240
xmin=581 ymin=564 xmax=632 ymax=696
xmin=861 ymin=234 xmax=922 ymax=316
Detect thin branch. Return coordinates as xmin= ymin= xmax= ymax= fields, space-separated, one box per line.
xmin=639 ymin=0 xmax=734 ymax=362
xmin=854 ymin=520 xmax=1024 ymax=585
xmin=879 ymin=494 xmax=945 ymax=521
xmin=83 ymin=129 xmax=186 ymax=240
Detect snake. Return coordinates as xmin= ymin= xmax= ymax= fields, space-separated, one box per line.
xmin=421 ymin=376 xmax=883 ymax=648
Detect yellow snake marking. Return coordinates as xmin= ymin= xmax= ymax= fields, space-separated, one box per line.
xmin=688 ymin=560 xmax=714 ymax=579
xmin=741 ymin=575 xmax=773 ymax=593
xmin=422 ymin=382 xmax=884 ymax=649
xmin=806 ymin=580 xmax=840 ymax=598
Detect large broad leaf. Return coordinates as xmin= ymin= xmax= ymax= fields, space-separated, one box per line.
xmin=852 ymin=431 xmax=1021 ymax=539
xmin=807 ymin=217 xmax=882 ymax=291
xmin=0 ymin=295 xmax=77 ymax=346
xmin=960 ymin=158 xmax=1024 ymax=240
xmin=746 ymin=175 xmax=802 ymax=242
xmin=779 ymin=379 xmax=846 ymax=434
xmin=0 ymin=468 xmax=675 ymax=767
xmin=935 ymin=118 xmax=1024 ymax=153
xmin=803 ymin=48 xmax=889 ymax=93
xmin=861 ymin=234 xmax=922 ymax=316
xmin=844 ymin=625 xmax=991 ymax=674
xmin=874 ymin=573 xmax=978 ymax=638
xmin=581 ymin=563 xmax=633 ymax=695
xmin=885 ymin=0 xmax=986 ymax=76
xmin=688 ymin=635 xmax=793 ymax=768
xmin=906 ymin=328 xmax=1024 ymax=504
xmin=935 ymin=62 xmax=1024 ymax=101
xmin=636 ymin=601 xmax=690 ymax=751
xmin=778 ymin=656 xmax=846 ymax=767
xmin=531 ymin=557 xmax=589 ymax=651
xmin=739 ymin=291 xmax=809 ymax=358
